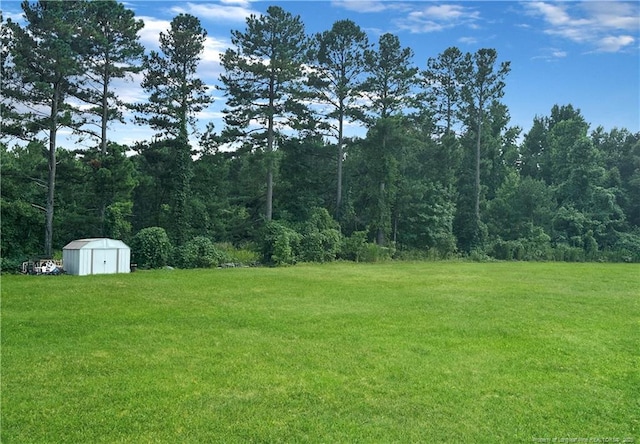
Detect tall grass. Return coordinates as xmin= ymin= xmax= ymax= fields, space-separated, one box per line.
xmin=2 ymin=262 xmax=638 ymax=442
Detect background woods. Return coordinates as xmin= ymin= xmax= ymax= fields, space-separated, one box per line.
xmin=2 ymin=1 xmax=639 ymax=268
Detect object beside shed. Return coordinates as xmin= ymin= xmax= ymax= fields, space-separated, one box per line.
xmin=63 ymin=238 xmax=131 ymax=276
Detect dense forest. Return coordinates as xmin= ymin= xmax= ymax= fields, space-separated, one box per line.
xmin=2 ymin=1 xmax=639 ymax=269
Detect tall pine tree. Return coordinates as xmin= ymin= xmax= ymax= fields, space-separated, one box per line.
xmin=307 ymin=19 xmax=369 ymax=217
xmin=2 ymin=1 xmax=85 ymax=257
xmin=134 ymin=13 xmax=211 ymax=244
xmin=220 ymin=6 xmax=310 ymax=221
xmin=361 ymin=33 xmax=418 ymax=245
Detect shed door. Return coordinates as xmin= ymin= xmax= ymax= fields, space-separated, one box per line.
xmin=92 ymin=249 xmax=118 ymax=274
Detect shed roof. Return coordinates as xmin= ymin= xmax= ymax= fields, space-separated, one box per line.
xmin=63 ymin=238 xmax=130 ymax=250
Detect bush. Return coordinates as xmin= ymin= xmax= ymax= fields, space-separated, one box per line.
xmin=552 ymin=244 xmax=585 ymax=262
xmin=261 ymin=221 xmax=302 ymax=266
xmin=298 ymin=208 xmax=342 ymax=263
xmin=216 ymin=242 xmax=261 ymax=266
xmin=360 ymin=242 xmax=394 ymax=263
xmin=1 ymin=257 xmax=23 ymax=274
xmin=341 ymin=231 xmax=369 ymax=262
xmin=299 ymin=228 xmax=342 ymax=263
xmin=131 ymin=227 xmax=172 ymax=269
xmin=173 ymin=236 xmax=227 ymax=269
xmin=490 ymin=228 xmax=552 ymax=261
xmin=602 ymin=231 xmax=640 ymax=262
xmin=468 ymin=248 xmax=491 ymax=262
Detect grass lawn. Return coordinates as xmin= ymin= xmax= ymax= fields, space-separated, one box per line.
xmin=2 ymin=262 xmax=639 ymax=443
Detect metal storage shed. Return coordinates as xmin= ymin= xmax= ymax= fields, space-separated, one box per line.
xmin=63 ymin=238 xmax=131 ymax=276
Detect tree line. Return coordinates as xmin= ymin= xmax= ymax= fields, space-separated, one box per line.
xmin=2 ymin=1 xmax=639 ymax=269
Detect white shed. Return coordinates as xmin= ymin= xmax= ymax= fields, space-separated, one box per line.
xmin=63 ymin=238 xmax=131 ymax=276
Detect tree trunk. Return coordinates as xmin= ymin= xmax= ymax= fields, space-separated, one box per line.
xmin=100 ymin=56 xmax=110 ymax=235
xmin=266 ymin=78 xmax=275 ymax=221
xmin=475 ymin=108 xmax=482 ymax=224
xmin=45 ymin=86 xmax=60 ymax=258
xmin=101 ymin=51 xmax=110 ymax=155
xmin=336 ymin=106 xmax=344 ymax=219
xmin=377 ymin=131 xmax=388 ymax=246
xmin=377 ymin=181 xmax=385 ymax=246
xmin=266 ymin=112 xmax=274 ymax=221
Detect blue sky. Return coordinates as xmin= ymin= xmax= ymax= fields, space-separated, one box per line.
xmin=4 ymin=0 xmax=639 ymax=148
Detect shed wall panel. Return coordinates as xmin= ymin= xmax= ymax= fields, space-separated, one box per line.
xmin=63 ymin=238 xmax=131 ymax=276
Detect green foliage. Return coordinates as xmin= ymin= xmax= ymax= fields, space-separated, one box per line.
xmin=3 ymin=8 xmax=640 ymax=267
xmin=341 ymin=231 xmax=368 ymax=262
xmin=361 ymin=242 xmax=395 ymax=262
xmin=219 ymin=5 xmax=311 ymax=220
xmin=552 ymin=244 xmax=586 ymax=262
xmin=131 ymin=227 xmax=172 ymax=269
xmin=261 ymin=220 xmax=302 ymax=266
xmin=604 ymin=231 xmax=640 ymax=263
xmin=0 ymin=257 xmax=24 ymax=274
xmin=216 ymin=242 xmax=260 ymax=266
xmin=173 ymin=236 xmax=227 ymax=269
xmin=104 ymin=201 xmax=133 ymax=242
xmin=298 ymin=208 xmax=342 ymax=263
xmin=276 ymin=137 xmax=335 ymax=222
xmin=0 ymin=199 xmax=43 ymax=261
xmin=490 ymin=229 xmax=552 ymax=261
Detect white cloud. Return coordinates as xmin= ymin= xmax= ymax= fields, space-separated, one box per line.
xmin=531 ymin=47 xmax=568 ymax=62
xmin=525 ymin=1 xmax=640 ymax=53
xmin=331 ymin=0 xmax=388 ymax=13
xmin=394 ymin=3 xmax=480 ymax=34
xmin=421 ymin=4 xmax=469 ymax=21
xmin=200 ymin=35 xmax=230 ymax=77
xmin=582 ymin=1 xmax=639 ymax=30
xmin=169 ymin=2 xmax=258 ymax=23
xmin=527 ymin=2 xmax=586 ymax=27
xmin=596 ymin=35 xmax=635 ymax=53
xmin=3 ymin=10 xmax=25 ymax=24
xmin=137 ymin=16 xmax=171 ymax=50
xmin=458 ymin=36 xmax=477 ymax=45
xmin=552 ymin=50 xmax=567 ymax=59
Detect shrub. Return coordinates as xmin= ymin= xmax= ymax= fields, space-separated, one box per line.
xmin=298 ymin=208 xmax=342 ymax=263
xmin=341 ymin=231 xmax=369 ymax=262
xmin=216 ymin=242 xmax=261 ymax=266
xmin=552 ymin=243 xmax=585 ymax=262
xmin=299 ymin=228 xmax=342 ymax=263
xmin=1 ymin=257 xmax=23 ymax=274
xmin=601 ymin=231 xmax=640 ymax=263
xmin=173 ymin=236 xmax=227 ymax=269
xmin=104 ymin=201 xmax=133 ymax=243
xmin=261 ymin=221 xmax=302 ymax=266
xmin=360 ymin=243 xmax=394 ymax=263
xmin=131 ymin=227 xmax=172 ymax=269
xmin=490 ymin=228 xmax=552 ymax=261
xmin=468 ymin=248 xmax=491 ymax=262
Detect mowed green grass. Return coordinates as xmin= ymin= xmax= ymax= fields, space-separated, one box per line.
xmin=2 ymin=262 xmax=639 ymax=443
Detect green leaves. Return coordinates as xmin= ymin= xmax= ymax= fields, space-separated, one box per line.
xmin=362 ymin=33 xmax=418 ymax=122
xmin=131 ymin=227 xmax=172 ymax=269
xmin=136 ymin=13 xmax=211 ymax=141
xmin=219 ymin=6 xmax=310 ymax=220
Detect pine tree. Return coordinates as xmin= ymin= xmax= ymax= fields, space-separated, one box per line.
xmin=134 ymin=13 xmax=211 ymax=244
xmin=219 ymin=6 xmax=310 ymax=221
xmin=2 ymin=1 xmax=85 ymax=257
xmin=307 ymin=19 xmax=369 ymax=217
xmin=361 ymin=33 xmax=418 ymax=245
xmin=459 ymin=48 xmax=510 ymax=251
